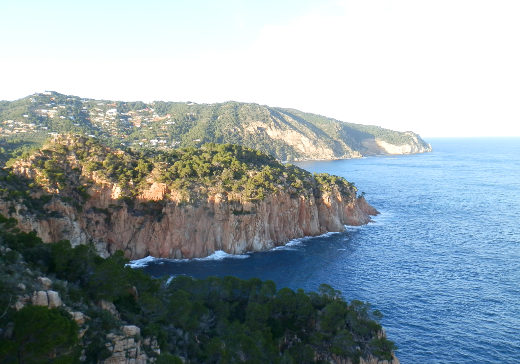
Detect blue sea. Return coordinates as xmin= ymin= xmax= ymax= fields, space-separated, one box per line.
xmin=138 ymin=138 xmax=520 ymax=363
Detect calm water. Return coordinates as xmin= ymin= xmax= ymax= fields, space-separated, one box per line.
xmin=139 ymin=138 xmax=520 ymax=363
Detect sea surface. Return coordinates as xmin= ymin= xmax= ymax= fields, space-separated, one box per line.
xmin=137 ymin=138 xmax=520 ymax=364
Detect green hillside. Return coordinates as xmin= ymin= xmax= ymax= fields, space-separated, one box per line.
xmin=0 ymin=91 xmax=431 ymax=161
xmin=0 ymin=135 xmax=355 ymax=209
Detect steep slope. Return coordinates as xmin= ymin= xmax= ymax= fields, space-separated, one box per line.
xmin=0 ymin=91 xmax=431 ymax=161
xmin=0 ymin=135 xmax=377 ymax=259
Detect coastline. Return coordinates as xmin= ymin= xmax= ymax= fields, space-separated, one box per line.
xmin=127 ymin=225 xmax=369 ymax=268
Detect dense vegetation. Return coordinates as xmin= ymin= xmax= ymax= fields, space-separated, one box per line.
xmin=1 ymin=135 xmax=356 ymax=206
xmin=0 ymin=215 xmax=396 ymax=363
xmin=0 ymin=91 xmax=430 ymax=161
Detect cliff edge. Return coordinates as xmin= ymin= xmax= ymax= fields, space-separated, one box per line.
xmin=0 ymin=135 xmax=378 ymax=259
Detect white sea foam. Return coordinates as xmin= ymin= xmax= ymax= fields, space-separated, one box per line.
xmin=318 ymin=231 xmax=341 ymax=238
xmin=366 ymin=209 xmax=394 ymax=226
xmin=345 ymin=224 xmax=363 ymax=232
xmin=126 ymin=255 xmax=158 ymax=268
xmin=271 ymin=231 xmax=342 ymax=251
xmin=169 ymin=250 xmax=250 ymax=262
xmin=127 ymin=250 xmax=250 ymax=268
xmin=272 ymin=238 xmax=304 ymax=251
xmin=128 ymin=231 xmax=347 ymax=267
xmin=193 ymin=250 xmax=249 ymax=261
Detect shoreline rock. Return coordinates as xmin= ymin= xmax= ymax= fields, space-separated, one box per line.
xmin=0 ymin=190 xmax=377 ymax=260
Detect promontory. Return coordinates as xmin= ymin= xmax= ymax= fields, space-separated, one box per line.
xmin=0 ymin=135 xmax=378 ymax=259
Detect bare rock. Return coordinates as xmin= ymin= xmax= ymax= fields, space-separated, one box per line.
xmin=99 ymin=299 xmax=120 ymax=319
xmin=47 ymin=290 xmax=62 ymax=308
xmin=14 ymin=300 xmax=25 ymax=311
xmin=70 ymin=311 xmax=88 ymax=325
xmin=78 ymin=327 xmax=88 ymax=339
xmin=122 ymin=325 xmax=140 ymax=337
xmin=14 ymin=294 xmax=30 ymax=311
xmin=101 ymin=329 xmax=152 ymax=364
xmin=37 ymin=276 xmax=53 ymax=290
xmin=31 ymin=290 xmax=49 ymax=306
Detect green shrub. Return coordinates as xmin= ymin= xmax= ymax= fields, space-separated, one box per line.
xmin=0 ymin=306 xmax=79 ymax=364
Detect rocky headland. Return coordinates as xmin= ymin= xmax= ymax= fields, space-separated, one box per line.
xmin=0 ymin=135 xmax=378 ymax=260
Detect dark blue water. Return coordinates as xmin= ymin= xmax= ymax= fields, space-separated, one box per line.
xmin=139 ymin=138 xmax=520 ymax=363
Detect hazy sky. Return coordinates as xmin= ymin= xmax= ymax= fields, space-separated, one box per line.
xmin=1 ymin=0 xmax=519 ymax=137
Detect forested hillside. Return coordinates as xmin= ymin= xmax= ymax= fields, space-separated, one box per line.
xmin=0 ymin=91 xmax=431 ymax=161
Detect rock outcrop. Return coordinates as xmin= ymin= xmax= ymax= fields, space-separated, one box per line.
xmin=102 ymin=328 xmax=160 ymax=364
xmin=361 ymin=132 xmax=432 ymax=156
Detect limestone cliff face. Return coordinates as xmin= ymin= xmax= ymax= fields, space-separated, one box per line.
xmin=360 ymin=132 xmax=432 ymax=156
xmin=374 ymin=132 xmax=432 ymax=155
xmin=0 ymin=184 xmax=377 ymax=260
xmin=241 ymin=108 xmax=431 ymax=161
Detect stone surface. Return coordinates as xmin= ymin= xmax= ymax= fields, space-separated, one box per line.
xmin=46 ymin=290 xmax=62 ymax=308
xmin=70 ymin=311 xmax=87 ymax=325
xmin=122 ymin=325 xmax=140 ymax=337
xmin=30 ymin=290 xmax=62 ymax=309
xmin=37 ymin=276 xmax=53 ymax=290
xmin=14 ymin=294 xmax=30 ymax=311
xmin=31 ymin=290 xmax=49 ymax=307
xmin=100 ymin=299 xmax=120 ymax=319
xmin=101 ymin=326 xmax=159 ymax=364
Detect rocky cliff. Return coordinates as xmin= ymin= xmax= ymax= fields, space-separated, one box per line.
xmin=0 ymin=183 xmax=377 ymax=260
xmin=0 ymin=135 xmax=378 ymax=259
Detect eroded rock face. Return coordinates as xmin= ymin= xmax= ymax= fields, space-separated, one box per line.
xmin=31 ymin=291 xmax=49 ymax=307
xmin=0 ymin=184 xmax=377 ymax=259
xmin=122 ymin=325 xmax=140 ymax=337
xmin=30 ymin=290 xmax=62 ymax=309
xmin=47 ymin=290 xmax=62 ymax=309
xmin=102 ymin=329 xmax=160 ymax=364
xmin=361 ymin=132 xmax=432 ymax=156
xmin=37 ymin=276 xmax=52 ymax=290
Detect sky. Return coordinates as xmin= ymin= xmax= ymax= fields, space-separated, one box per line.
xmin=1 ymin=0 xmax=519 ymax=137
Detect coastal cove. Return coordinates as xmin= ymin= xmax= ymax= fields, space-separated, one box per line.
xmin=137 ymin=138 xmax=520 ymax=364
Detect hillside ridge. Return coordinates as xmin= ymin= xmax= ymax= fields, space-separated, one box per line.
xmin=0 ymin=91 xmax=431 ymax=161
